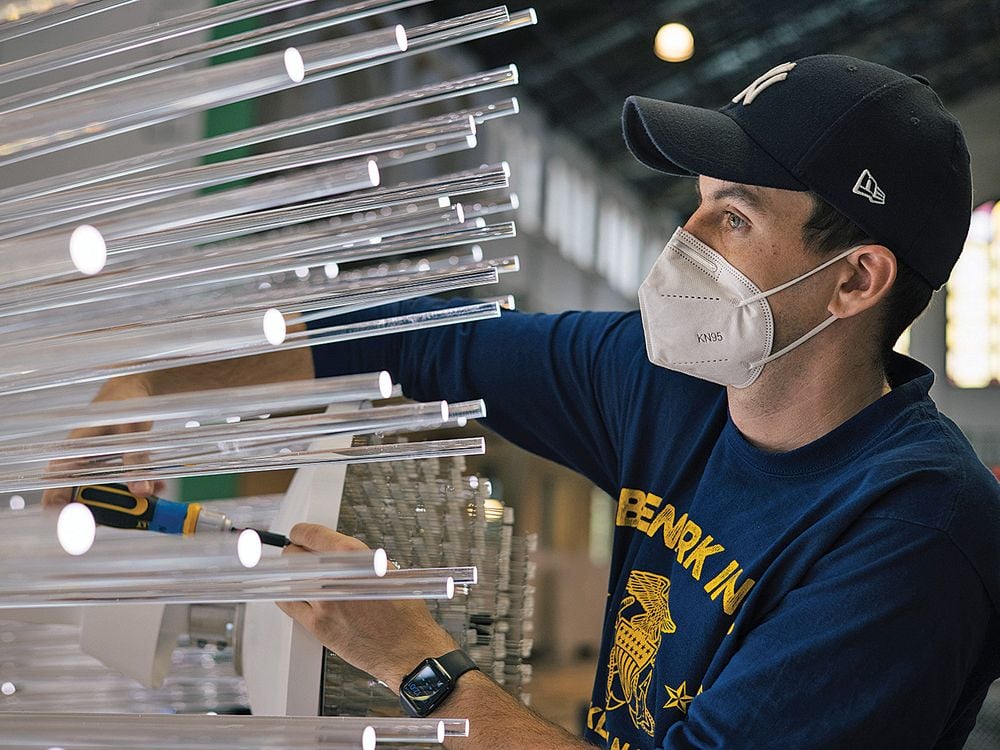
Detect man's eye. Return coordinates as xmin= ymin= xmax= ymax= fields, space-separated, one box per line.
xmin=725 ymin=212 xmax=747 ymax=230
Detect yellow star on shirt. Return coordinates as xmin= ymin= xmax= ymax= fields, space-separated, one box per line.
xmin=663 ymin=680 xmax=694 ymax=714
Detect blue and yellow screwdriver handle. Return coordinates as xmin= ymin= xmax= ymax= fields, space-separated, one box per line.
xmin=71 ymin=483 xmax=290 ymax=546
xmin=72 ymin=483 xmax=231 ymax=536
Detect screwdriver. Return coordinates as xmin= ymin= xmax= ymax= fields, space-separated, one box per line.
xmin=72 ymin=483 xmax=290 ymax=547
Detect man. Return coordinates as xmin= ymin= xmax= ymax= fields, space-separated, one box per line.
xmin=48 ymin=55 xmax=1000 ymax=748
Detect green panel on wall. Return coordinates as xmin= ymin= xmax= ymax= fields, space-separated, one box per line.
xmin=182 ymin=0 xmax=261 ymax=503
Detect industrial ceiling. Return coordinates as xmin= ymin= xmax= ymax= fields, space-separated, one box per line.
xmin=431 ymin=0 xmax=1000 ymax=211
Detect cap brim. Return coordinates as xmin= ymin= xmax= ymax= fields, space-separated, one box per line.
xmin=622 ymin=95 xmax=806 ymax=191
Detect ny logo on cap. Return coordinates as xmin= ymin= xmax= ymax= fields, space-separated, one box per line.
xmin=852 ymin=169 xmax=886 ymax=205
xmin=731 ymin=62 xmax=796 ymax=106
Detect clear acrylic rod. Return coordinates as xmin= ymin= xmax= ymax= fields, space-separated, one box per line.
xmin=0 ymin=24 xmax=406 ymax=166
xmin=302 ymin=6 xmax=535 ymax=90
xmin=0 ymin=0 xmax=322 ymax=86
xmin=0 ymin=66 xmax=516 ymax=206
xmin=0 ymin=203 xmax=468 ymax=319
xmin=0 ymin=372 xmax=392 ymax=441
xmin=0 ymin=545 xmax=461 ymax=607
xmin=0 ymin=159 xmax=380 ymax=288
xmin=101 ymin=163 xmax=510 ymax=256
xmin=0 ymin=308 xmax=285 ymax=382
xmin=0 ymin=401 xmax=451 ymax=464
xmin=0 ymin=0 xmax=144 ymax=44
xmin=1 ymin=224 xmax=514 ymax=342
xmin=0 ymin=114 xmax=474 ymax=238
xmin=0 ymin=713 xmax=455 ymax=747
xmin=0 ymin=301 xmax=500 ymax=395
xmin=0 ymin=0 xmax=433 ymax=115
xmin=0 ymin=437 xmax=486 ymax=493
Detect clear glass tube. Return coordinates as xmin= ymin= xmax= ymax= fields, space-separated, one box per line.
xmin=0 ymin=203 xmax=467 ymax=319
xmin=0 ymin=401 xmax=451 ymax=464
xmin=302 ymin=6 xmax=534 ymax=88
xmin=336 ymin=245 xmax=484 ymax=282
xmin=0 ymin=301 xmax=500 ymax=396
xmin=103 ymin=159 xmax=385 ymax=240
xmin=0 ymin=204 xmax=467 ymax=323
xmin=463 ymin=195 xmax=520 ymax=220
xmin=0 ymin=308 xmax=284 ymax=382
xmin=0 ymin=0 xmax=320 ymax=85
xmin=0 ymin=372 xmax=393 ymax=441
xmin=0 ymin=266 xmax=498 ymax=390
xmin=0 ymin=23 xmax=405 ymax=166
xmin=281 ymin=265 xmax=502 ymax=316
xmin=0 ymin=0 xmax=144 ymax=44
xmin=0 ymin=115 xmax=474 ymax=238
xmin=0 ymin=547 xmax=459 ymax=607
xmin=0 ymin=159 xmax=379 ymax=288
xmin=102 ymin=163 xmax=510 ymax=255
xmin=0 ymin=223 xmax=515 ymax=342
xmin=0 ymin=0 xmax=433 ymax=115
xmin=441 ymin=718 xmax=471 ymax=737
xmin=0 ymin=437 xmax=486 ymax=493
xmin=293 ymin=300 xmax=501 ymax=341
xmin=36 ymin=222 xmax=514 ymax=338
xmin=388 ymin=566 xmax=478 ymax=587
xmin=0 ymin=713 xmax=453 ymax=748
xmin=0 ymin=66 xmax=516 ymax=205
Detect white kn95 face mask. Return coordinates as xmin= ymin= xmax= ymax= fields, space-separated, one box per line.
xmin=638 ymin=227 xmax=859 ymax=388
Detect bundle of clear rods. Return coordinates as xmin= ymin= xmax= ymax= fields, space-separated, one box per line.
xmin=0 ymin=712 xmax=468 ymax=748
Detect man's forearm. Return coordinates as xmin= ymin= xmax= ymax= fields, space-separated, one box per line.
xmin=441 ymin=670 xmax=594 ymax=750
xmin=144 ymin=336 xmax=315 ymax=394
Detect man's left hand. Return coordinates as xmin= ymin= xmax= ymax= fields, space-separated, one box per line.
xmin=277 ymin=523 xmax=460 ymax=691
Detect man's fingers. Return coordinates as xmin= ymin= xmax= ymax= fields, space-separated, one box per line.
xmin=41 ymin=486 xmax=73 ymax=509
xmin=276 ymin=599 xmax=313 ymax=622
xmin=287 ymin=523 xmax=370 ymax=553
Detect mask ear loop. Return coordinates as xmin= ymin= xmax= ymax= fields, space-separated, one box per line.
xmin=739 ymin=244 xmax=863 ymax=370
xmin=739 ymin=244 xmax=862 ymax=307
xmin=749 ymin=314 xmax=840 ymax=369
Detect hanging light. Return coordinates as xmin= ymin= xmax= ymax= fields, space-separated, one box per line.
xmin=654 ymin=22 xmax=694 ymax=62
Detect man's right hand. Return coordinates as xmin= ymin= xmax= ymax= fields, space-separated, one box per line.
xmin=41 ymin=374 xmax=163 ymax=508
xmin=38 ymin=344 xmax=316 ymax=509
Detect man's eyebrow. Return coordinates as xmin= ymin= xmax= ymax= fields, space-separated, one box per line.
xmin=707 ymin=184 xmax=768 ymax=212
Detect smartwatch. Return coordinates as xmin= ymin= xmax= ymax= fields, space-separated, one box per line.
xmin=398 ymin=649 xmax=479 ymax=717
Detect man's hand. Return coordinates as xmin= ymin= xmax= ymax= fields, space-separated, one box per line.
xmin=277 ymin=523 xmax=459 ymax=690
xmin=41 ymin=374 xmax=163 ymax=508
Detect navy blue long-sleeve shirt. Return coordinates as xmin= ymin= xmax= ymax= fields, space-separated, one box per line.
xmin=310 ymin=298 xmax=1000 ymax=749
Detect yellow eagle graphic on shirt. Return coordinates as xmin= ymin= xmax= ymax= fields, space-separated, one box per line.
xmin=606 ymin=570 xmax=677 ymax=736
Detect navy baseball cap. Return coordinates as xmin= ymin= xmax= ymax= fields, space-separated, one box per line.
xmin=623 ymin=54 xmax=972 ymax=289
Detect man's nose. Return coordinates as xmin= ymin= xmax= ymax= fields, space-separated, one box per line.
xmin=680 ymin=208 xmax=713 ymax=248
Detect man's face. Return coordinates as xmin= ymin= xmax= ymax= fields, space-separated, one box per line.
xmin=682 ymin=175 xmax=836 ymax=356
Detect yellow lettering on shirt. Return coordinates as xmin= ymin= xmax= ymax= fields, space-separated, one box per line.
xmin=703 ymin=560 xmax=739 ymax=594
xmin=616 ymin=488 xmax=755 ymax=617
xmin=674 ymin=519 xmax=702 ymax=564
xmin=708 ymin=567 xmax=756 ymax=615
xmin=682 ymin=535 xmax=725 ymax=580
xmin=646 ymin=504 xmax=688 ymax=548
xmin=587 ymin=704 xmax=609 ymax=740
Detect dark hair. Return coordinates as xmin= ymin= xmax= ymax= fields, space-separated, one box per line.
xmin=802 ymin=194 xmax=933 ymax=371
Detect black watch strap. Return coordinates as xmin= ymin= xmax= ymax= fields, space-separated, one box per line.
xmin=437 ymin=649 xmax=477 ymax=681
xmin=398 ymin=649 xmax=479 ymax=717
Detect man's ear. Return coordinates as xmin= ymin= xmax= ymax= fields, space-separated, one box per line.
xmin=828 ymin=245 xmax=896 ymax=319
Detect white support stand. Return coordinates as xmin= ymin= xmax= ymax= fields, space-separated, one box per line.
xmin=242 ymin=403 xmax=359 ymax=715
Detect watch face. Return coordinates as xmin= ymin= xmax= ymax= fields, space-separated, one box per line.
xmin=402 ymin=662 xmax=449 ymax=708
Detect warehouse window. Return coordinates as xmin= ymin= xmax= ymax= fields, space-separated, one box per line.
xmin=946 ymin=201 xmax=1000 ymax=388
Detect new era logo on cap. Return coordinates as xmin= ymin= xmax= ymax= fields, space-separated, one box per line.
xmin=852 ymin=169 xmax=886 ymax=205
